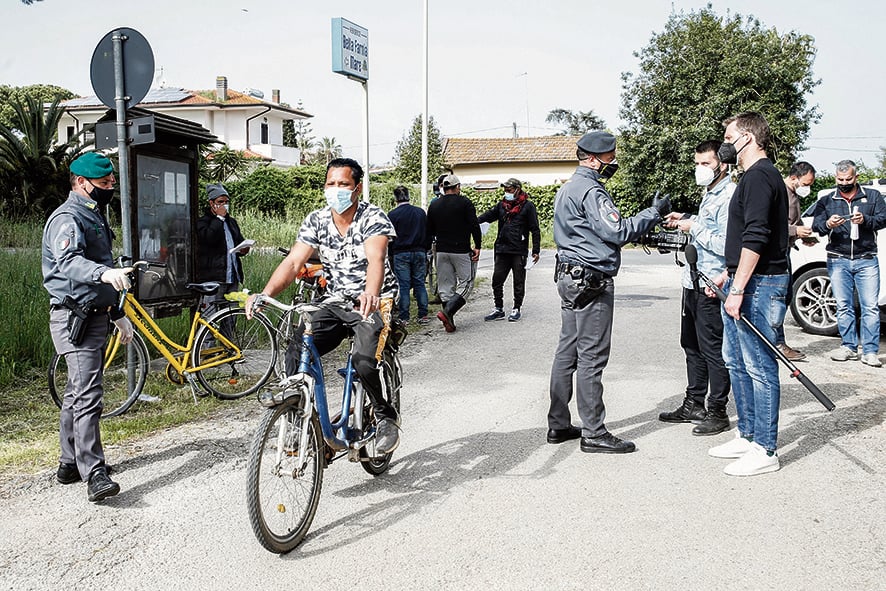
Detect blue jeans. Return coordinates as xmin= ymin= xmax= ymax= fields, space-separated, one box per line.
xmin=393 ymin=251 xmax=428 ymax=320
xmin=721 ymin=273 xmax=789 ymax=453
xmin=827 ymin=256 xmax=880 ymax=354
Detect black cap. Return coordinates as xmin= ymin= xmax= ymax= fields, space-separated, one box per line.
xmin=577 ymin=131 xmax=616 ymax=155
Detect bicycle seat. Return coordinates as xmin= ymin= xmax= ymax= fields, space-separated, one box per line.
xmin=185 ymin=282 xmax=221 ymax=295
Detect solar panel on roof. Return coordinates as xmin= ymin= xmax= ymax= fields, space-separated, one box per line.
xmin=141 ymin=88 xmax=190 ymax=103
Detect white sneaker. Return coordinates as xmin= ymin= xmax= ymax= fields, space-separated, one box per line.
xmin=830 ymin=346 xmax=858 ymax=361
xmin=861 ymin=353 xmax=882 ymax=367
xmin=708 ymin=431 xmax=755 ymax=458
xmin=723 ymin=442 xmax=780 ymax=476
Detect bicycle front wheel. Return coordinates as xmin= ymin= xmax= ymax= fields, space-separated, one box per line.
xmin=48 ymin=330 xmax=150 ymax=419
xmin=194 ymin=308 xmax=277 ymax=400
xmin=246 ymin=396 xmax=324 ymax=554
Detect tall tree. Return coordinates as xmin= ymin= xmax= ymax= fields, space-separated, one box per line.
xmin=617 ymin=7 xmax=820 ymax=214
xmin=545 ymin=108 xmax=606 ymax=136
xmin=0 ymin=84 xmax=75 ymax=129
xmin=315 ymin=137 xmax=342 ymax=165
xmin=0 ymin=96 xmax=81 ymax=220
xmin=393 ymin=115 xmax=444 ymax=183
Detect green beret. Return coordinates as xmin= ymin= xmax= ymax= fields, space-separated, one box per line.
xmin=70 ymin=152 xmax=115 ymax=179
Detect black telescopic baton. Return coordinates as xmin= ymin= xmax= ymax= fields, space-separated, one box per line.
xmin=685 ymin=245 xmax=835 ymax=411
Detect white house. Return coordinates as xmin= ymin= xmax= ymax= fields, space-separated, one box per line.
xmin=57 ymin=76 xmax=312 ymax=168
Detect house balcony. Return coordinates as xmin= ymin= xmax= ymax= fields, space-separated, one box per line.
xmin=248 ymin=144 xmax=301 ymax=168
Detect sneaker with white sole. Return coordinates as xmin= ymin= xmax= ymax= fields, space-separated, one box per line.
xmin=861 ymin=353 xmax=882 ymax=367
xmin=708 ymin=431 xmax=755 ymax=458
xmin=508 ymin=308 xmax=521 ymax=322
xmin=484 ymin=308 xmax=505 ymax=321
xmin=723 ymin=442 xmax=780 ymax=476
xmin=830 ymin=346 xmax=859 ymax=361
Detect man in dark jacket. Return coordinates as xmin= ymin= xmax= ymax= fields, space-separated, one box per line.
xmin=478 ymin=178 xmax=540 ymax=322
xmin=811 ymin=160 xmax=886 ymax=366
xmin=196 ymin=183 xmax=251 ymax=317
xmin=388 ymin=185 xmax=430 ymax=324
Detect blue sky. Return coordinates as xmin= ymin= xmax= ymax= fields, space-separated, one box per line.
xmin=2 ymin=0 xmax=884 ymax=173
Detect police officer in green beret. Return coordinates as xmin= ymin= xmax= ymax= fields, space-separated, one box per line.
xmin=42 ymin=151 xmax=134 ymax=502
xmin=546 ymin=131 xmax=671 ymax=453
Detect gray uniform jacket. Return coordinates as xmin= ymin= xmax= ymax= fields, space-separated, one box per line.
xmin=42 ymin=191 xmax=118 ymax=308
xmin=553 ymin=166 xmax=660 ymax=277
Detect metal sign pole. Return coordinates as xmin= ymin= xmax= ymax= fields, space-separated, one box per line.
xmin=112 ymin=30 xmax=133 ymax=259
xmin=362 ymin=80 xmax=370 ymax=202
xmin=112 ymin=30 xmax=136 ymax=389
xmin=421 ymin=0 xmax=429 ymax=210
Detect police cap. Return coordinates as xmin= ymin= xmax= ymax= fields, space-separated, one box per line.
xmin=576 ymin=131 xmax=616 ymax=155
xmin=70 ymin=152 xmax=115 ymax=179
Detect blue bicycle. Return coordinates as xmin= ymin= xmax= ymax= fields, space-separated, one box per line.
xmin=244 ymin=294 xmax=405 ymax=553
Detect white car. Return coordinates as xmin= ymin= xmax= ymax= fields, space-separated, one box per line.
xmin=789 ymin=179 xmax=886 ymax=335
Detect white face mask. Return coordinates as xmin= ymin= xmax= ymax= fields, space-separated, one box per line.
xmin=324 ymin=187 xmax=355 ymax=214
xmin=795 ymin=184 xmax=812 ymax=198
xmin=695 ymin=164 xmax=718 ymax=187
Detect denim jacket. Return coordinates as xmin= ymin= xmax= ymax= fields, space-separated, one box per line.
xmin=811 ymin=186 xmax=886 ymax=258
xmin=681 ymin=176 xmax=735 ymax=289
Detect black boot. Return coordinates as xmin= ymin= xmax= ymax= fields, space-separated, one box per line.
xmin=658 ymin=397 xmax=706 ymax=423
xmin=437 ymin=295 xmax=466 ymax=333
xmin=692 ymin=405 xmax=730 ymax=436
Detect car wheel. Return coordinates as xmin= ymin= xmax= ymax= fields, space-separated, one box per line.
xmin=790 ymin=267 xmax=838 ymax=336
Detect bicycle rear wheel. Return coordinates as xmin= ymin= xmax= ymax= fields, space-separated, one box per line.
xmin=48 ymin=330 xmax=150 ymax=419
xmin=194 ymin=308 xmax=277 ymax=400
xmin=246 ymin=396 xmax=324 ymax=554
xmin=359 ymin=348 xmax=402 ymax=475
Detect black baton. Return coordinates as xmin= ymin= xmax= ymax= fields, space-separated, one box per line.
xmin=685 ymin=244 xmax=835 ymax=411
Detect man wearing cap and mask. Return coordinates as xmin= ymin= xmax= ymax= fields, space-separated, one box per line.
xmin=196 ymin=183 xmax=250 ymax=319
xmin=426 ymin=174 xmax=482 ymax=332
xmin=773 ymin=161 xmax=817 ymax=361
xmin=42 ymin=151 xmax=134 ymax=502
xmin=388 ymin=185 xmax=430 ymax=324
xmin=547 ymin=131 xmax=670 ymax=454
xmin=478 ymin=177 xmax=540 ymax=322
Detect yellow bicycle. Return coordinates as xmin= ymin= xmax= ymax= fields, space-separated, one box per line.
xmin=48 ymin=261 xmax=277 ymax=417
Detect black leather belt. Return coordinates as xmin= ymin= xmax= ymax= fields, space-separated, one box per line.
xmin=50 ymin=304 xmax=111 ymax=316
xmin=556 ymin=261 xmax=611 ymax=281
xmin=827 ymin=252 xmax=876 ymax=260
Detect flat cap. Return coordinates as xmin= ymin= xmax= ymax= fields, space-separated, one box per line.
xmin=206 ymin=183 xmax=229 ymax=201
xmin=441 ymin=174 xmax=461 ymax=188
xmin=577 ymin=131 xmax=616 ymax=155
xmin=501 ymin=177 xmax=522 ymax=190
xmin=70 ymin=152 xmax=115 ymax=179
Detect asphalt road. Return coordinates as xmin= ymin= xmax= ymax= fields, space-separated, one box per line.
xmin=1 ymin=249 xmax=884 ymax=590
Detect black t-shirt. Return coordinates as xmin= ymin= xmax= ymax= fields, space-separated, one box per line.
xmin=724 ymin=158 xmax=789 ymax=274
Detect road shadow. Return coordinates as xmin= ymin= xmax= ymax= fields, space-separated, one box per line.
xmin=284 ymin=427 xmax=565 ymax=559
xmin=98 ymin=433 xmax=251 ymax=508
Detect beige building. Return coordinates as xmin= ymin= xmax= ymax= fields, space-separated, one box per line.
xmin=443 ymin=136 xmax=581 ymax=188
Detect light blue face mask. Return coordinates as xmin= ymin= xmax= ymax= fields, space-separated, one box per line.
xmin=324 ymin=187 xmax=355 ymax=213
xmin=504 ymin=192 xmax=516 ymax=202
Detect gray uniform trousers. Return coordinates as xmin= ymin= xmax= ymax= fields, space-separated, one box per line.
xmin=548 ymin=275 xmax=615 ymax=438
xmin=49 ymin=308 xmax=110 ymax=480
xmin=435 ymin=251 xmax=474 ymax=303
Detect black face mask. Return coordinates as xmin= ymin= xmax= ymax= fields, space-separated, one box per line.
xmin=717 ymin=134 xmax=749 ymax=165
xmin=597 ymin=158 xmax=619 ymax=180
xmin=837 ymin=183 xmax=856 ymax=194
xmin=88 ymin=183 xmax=116 ymax=208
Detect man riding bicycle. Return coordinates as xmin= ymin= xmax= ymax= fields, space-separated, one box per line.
xmin=246 ymin=158 xmax=401 ymax=454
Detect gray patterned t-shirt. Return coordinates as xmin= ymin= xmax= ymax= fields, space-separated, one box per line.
xmin=297 ymin=201 xmax=399 ymax=301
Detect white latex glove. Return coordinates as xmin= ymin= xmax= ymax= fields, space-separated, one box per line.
xmin=101 ymin=267 xmax=133 ymax=291
xmin=113 ymin=317 xmax=134 ymax=344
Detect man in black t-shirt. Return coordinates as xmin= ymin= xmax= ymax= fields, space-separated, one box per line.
xmin=707 ymin=112 xmax=789 ymax=477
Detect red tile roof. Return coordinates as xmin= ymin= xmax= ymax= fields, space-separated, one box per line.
xmin=443 ymin=136 xmax=581 ymax=165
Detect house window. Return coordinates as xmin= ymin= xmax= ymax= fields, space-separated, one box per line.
xmin=66 ymin=126 xmax=76 ymax=142
xmin=260 ymin=121 xmax=269 ymax=144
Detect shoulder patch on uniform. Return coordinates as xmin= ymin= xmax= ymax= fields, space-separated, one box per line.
xmin=58 ymin=237 xmax=70 ymax=250
xmin=606 ymin=211 xmax=620 ymax=223
xmin=83 ymin=201 xmax=97 ymax=210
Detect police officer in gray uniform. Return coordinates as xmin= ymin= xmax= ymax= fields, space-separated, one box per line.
xmin=42 ymin=152 xmax=134 ymax=502
xmin=546 ymin=131 xmax=671 ymax=453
